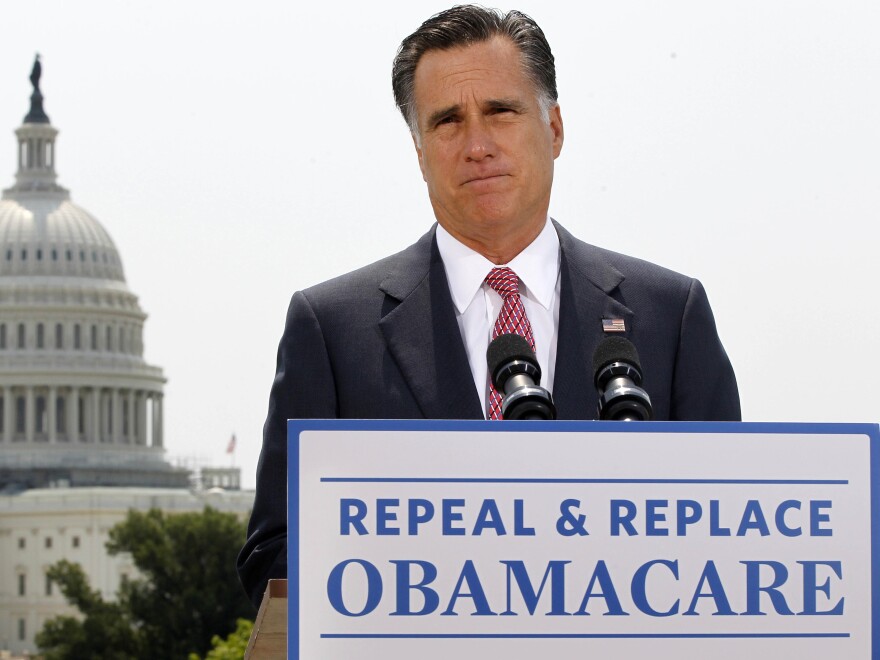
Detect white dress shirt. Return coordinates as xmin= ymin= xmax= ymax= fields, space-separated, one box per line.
xmin=435 ymin=220 xmax=562 ymax=418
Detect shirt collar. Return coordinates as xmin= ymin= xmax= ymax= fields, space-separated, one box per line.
xmin=436 ymin=219 xmax=561 ymax=314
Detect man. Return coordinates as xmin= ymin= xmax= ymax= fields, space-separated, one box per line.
xmin=238 ymin=6 xmax=740 ymax=608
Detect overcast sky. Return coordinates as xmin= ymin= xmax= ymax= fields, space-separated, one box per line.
xmin=2 ymin=1 xmax=878 ymax=488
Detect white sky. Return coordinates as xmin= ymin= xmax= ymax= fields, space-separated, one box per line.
xmin=2 ymin=1 xmax=878 ymax=489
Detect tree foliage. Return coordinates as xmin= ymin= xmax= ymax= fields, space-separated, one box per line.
xmin=189 ymin=618 xmax=254 ymax=660
xmin=37 ymin=507 xmax=254 ymax=659
xmin=35 ymin=560 xmax=142 ymax=659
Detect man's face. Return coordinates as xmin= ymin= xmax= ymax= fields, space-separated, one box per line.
xmin=412 ymin=37 xmax=563 ymax=261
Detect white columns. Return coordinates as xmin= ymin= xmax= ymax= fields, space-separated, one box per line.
xmin=157 ymin=394 xmax=163 ymax=448
xmin=137 ymin=391 xmax=147 ymax=445
xmin=111 ymin=389 xmax=120 ymax=443
xmin=48 ymin=385 xmax=57 ymax=443
xmin=3 ymin=386 xmax=11 ymax=443
xmin=126 ymin=390 xmax=134 ymax=443
xmin=69 ymin=386 xmax=79 ymax=442
xmin=25 ymin=387 xmax=34 ymax=443
xmin=150 ymin=393 xmax=164 ymax=448
xmin=91 ymin=387 xmax=101 ymax=443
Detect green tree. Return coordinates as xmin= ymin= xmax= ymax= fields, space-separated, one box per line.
xmin=37 ymin=507 xmax=255 ymax=659
xmin=35 ymin=560 xmax=143 ymax=659
xmin=189 ymin=618 xmax=253 ymax=660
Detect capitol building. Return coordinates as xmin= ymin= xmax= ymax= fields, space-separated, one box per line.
xmin=0 ymin=60 xmax=253 ymax=656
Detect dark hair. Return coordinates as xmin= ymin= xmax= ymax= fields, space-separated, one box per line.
xmin=392 ymin=5 xmax=557 ymax=134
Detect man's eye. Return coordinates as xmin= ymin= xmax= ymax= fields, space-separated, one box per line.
xmin=437 ymin=116 xmax=455 ymax=126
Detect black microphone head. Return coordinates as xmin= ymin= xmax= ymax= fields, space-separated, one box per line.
xmin=592 ymin=336 xmax=642 ymax=376
xmin=487 ymin=334 xmax=539 ymax=389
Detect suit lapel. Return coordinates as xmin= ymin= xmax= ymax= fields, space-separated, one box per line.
xmin=378 ymin=228 xmax=483 ymax=420
xmin=552 ymin=222 xmax=634 ymax=420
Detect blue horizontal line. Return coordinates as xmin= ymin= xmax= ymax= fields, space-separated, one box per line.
xmin=320 ymin=477 xmax=848 ymax=485
xmin=320 ymin=632 xmax=850 ymax=639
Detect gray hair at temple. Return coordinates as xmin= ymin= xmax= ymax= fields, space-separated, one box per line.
xmin=392 ymin=5 xmax=558 ymax=140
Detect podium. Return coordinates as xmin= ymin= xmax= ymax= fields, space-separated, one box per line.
xmin=279 ymin=419 xmax=880 ymax=659
xmin=244 ymin=579 xmax=287 ymax=659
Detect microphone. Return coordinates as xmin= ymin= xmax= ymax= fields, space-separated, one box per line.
xmin=592 ymin=336 xmax=653 ymax=421
xmin=487 ymin=334 xmax=557 ymax=420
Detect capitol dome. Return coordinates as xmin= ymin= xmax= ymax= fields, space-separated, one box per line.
xmin=0 ymin=58 xmax=188 ymax=490
xmin=0 ymin=194 xmax=126 ymax=282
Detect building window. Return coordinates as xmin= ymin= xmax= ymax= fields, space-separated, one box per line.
xmin=52 ymin=248 xmax=58 ymax=261
xmin=0 ymin=396 xmax=4 ymax=433
xmin=16 ymin=397 xmax=26 ymax=434
xmin=74 ymin=324 xmax=81 ymax=349
xmin=106 ymin=326 xmax=112 ymax=351
xmin=18 ymin=573 xmax=26 ymax=596
xmin=46 ymin=573 xmax=53 ymax=596
xmin=66 ymin=249 xmax=72 ymax=261
xmin=36 ymin=248 xmax=43 ymax=261
xmin=0 ymin=323 xmax=6 ymax=348
xmin=18 ymin=618 xmax=26 ymax=641
xmin=36 ymin=323 xmax=44 ymax=348
xmin=21 ymin=249 xmax=27 ymax=261
xmin=55 ymin=323 xmax=63 ymax=349
xmin=45 ymin=537 xmax=53 ymax=549
xmin=78 ymin=397 xmax=85 ymax=435
xmin=56 ymin=397 xmax=65 ymax=434
xmin=18 ymin=538 xmax=26 ymax=549
xmin=72 ymin=536 xmax=80 ymax=548
xmin=119 ymin=327 xmax=125 ymax=352
xmin=91 ymin=325 xmax=97 ymax=350
xmin=35 ymin=396 xmax=46 ymax=434
xmin=18 ymin=323 xmax=25 ymax=349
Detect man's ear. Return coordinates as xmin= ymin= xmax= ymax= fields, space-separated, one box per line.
xmin=550 ymin=104 xmax=564 ymax=159
xmin=412 ymin=132 xmax=427 ymax=182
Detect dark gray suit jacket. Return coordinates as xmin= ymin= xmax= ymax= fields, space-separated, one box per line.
xmin=237 ymin=222 xmax=740 ymax=606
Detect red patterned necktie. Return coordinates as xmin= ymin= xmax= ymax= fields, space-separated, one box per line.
xmin=485 ymin=267 xmax=535 ymax=420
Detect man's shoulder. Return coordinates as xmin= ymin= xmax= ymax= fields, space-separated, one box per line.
xmin=297 ymin=226 xmax=436 ymax=308
xmin=555 ymin=222 xmax=696 ymax=297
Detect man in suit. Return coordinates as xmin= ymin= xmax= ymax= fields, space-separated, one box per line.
xmin=238 ymin=5 xmax=740 ymax=608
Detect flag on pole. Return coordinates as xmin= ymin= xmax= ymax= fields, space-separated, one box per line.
xmin=226 ymin=433 xmax=236 ymax=454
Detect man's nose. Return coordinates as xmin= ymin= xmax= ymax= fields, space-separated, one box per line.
xmin=463 ymin=117 xmax=497 ymax=161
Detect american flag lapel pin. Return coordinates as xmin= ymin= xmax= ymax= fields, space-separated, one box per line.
xmin=602 ymin=318 xmax=626 ymax=333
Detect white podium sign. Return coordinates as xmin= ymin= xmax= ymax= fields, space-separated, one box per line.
xmin=288 ymin=420 xmax=880 ymax=659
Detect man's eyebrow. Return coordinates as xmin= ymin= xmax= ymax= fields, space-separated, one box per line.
xmin=426 ymin=104 xmax=461 ymax=128
xmin=485 ymin=98 xmax=527 ymax=112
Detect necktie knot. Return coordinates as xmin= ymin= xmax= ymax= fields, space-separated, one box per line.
xmin=485 ymin=267 xmax=520 ymax=299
